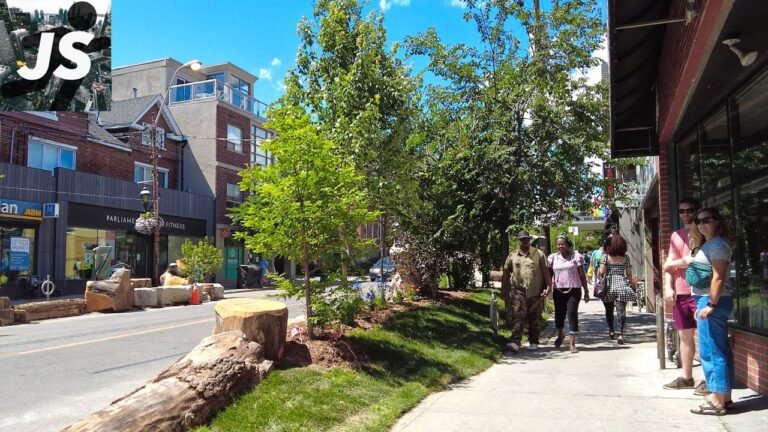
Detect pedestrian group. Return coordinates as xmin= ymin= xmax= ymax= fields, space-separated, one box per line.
xmin=502 ymin=200 xmax=736 ymax=416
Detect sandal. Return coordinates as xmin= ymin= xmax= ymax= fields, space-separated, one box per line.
xmin=690 ymin=400 xmax=726 ymax=416
xmin=570 ymin=345 xmax=578 ymax=353
xmin=617 ymin=335 xmax=625 ymax=345
xmin=609 ymin=331 xmax=615 ymax=340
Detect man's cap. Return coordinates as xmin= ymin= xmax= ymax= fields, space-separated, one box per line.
xmin=517 ymin=230 xmax=532 ymax=239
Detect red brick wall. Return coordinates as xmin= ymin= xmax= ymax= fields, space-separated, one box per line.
xmin=216 ymin=105 xmax=251 ymax=168
xmin=215 ymin=166 xmax=242 ymax=225
xmin=0 ymin=112 xmax=87 ymax=163
xmin=732 ymin=328 xmax=768 ymax=395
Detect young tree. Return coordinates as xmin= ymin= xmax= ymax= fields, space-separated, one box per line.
xmin=231 ymin=104 xmax=376 ymax=338
xmin=180 ymin=238 xmax=223 ymax=283
xmin=285 ymin=0 xmax=421 ymax=274
xmin=406 ymin=0 xmax=607 ymax=305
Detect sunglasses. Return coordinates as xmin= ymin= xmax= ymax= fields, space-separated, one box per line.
xmin=678 ymin=208 xmax=697 ymax=214
xmin=694 ymin=216 xmax=718 ymax=225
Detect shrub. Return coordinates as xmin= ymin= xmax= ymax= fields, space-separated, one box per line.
xmin=272 ymin=273 xmax=364 ymax=329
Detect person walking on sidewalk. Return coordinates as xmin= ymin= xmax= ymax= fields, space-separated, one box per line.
xmin=597 ymin=234 xmax=637 ymax=345
xmin=504 ymin=231 xmax=553 ymax=353
xmin=549 ymin=235 xmax=589 ymax=353
xmin=592 ymin=241 xmax=616 ymax=338
xmin=669 ymin=208 xmax=735 ymax=416
xmin=662 ymin=197 xmax=708 ymax=395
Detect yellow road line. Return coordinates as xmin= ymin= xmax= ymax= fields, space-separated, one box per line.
xmin=4 ymin=317 xmax=214 ymax=358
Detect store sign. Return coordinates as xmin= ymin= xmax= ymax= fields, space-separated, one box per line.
xmin=0 ymin=199 xmax=43 ymax=221
xmin=9 ymin=236 xmax=30 ymax=271
xmin=43 ymin=203 xmax=60 ymax=218
xmin=68 ymin=203 xmax=207 ymax=237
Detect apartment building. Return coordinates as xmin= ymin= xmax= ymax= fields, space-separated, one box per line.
xmin=0 ymin=110 xmax=214 ymax=300
xmin=113 ymin=58 xmax=286 ymax=287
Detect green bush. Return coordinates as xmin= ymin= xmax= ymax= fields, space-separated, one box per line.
xmin=271 ymin=273 xmax=364 ymax=329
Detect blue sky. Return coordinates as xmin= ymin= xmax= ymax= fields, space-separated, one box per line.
xmin=113 ymin=1 xmax=606 ymax=105
xmin=112 ymin=0 xmax=501 ymax=104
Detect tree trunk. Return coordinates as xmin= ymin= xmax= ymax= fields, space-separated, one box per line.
xmin=62 ymin=331 xmax=272 ymax=432
xmin=213 ymin=298 xmax=288 ymax=360
xmin=302 ymin=240 xmax=314 ymax=339
xmin=499 ymin=226 xmax=512 ymax=326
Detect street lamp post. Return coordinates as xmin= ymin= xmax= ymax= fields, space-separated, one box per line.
xmin=141 ymin=59 xmax=202 ymax=284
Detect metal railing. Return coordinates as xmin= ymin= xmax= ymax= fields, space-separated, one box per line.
xmin=169 ymin=79 xmax=268 ymax=119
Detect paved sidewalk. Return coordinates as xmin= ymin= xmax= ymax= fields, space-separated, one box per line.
xmin=392 ymin=299 xmax=767 ymax=432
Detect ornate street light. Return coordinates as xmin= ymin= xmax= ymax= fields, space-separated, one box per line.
xmin=141 ymin=59 xmax=202 ymax=284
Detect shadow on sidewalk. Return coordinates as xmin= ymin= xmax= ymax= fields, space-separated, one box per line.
xmin=502 ymin=301 xmax=657 ymax=359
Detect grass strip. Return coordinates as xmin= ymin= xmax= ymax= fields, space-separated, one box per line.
xmin=196 ymin=290 xmax=547 ymax=432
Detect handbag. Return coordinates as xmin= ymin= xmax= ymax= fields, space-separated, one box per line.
xmin=593 ymin=275 xmax=608 ymax=299
xmin=686 ymin=261 xmax=713 ymax=289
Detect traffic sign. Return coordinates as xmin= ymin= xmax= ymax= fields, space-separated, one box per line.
xmin=43 ymin=203 xmax=59 ymax=218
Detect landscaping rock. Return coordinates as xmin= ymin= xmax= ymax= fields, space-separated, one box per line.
xmin=0 ymin=309 xmax=14 ymax=325
xmin=130 ymin=278 xmax=152 ymax=289
xmin=134 ymin=288 xmax=158 ymax=308
xmin=158 ymin=285 xmax=192 ymax=306
xmin=85 ymin=268 xmax=134 ymax=312
xmin=198 ymin=283 xmax=225 ymax=300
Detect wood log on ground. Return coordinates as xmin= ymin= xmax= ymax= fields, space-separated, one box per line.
xmin=14 ymin=299 xmax=86 ymax=321
xmin=0 ymin=309 xmax=13 ymax=325
xmin=489 ymin=270 xmax=503 ymax=282
xmin=85 ymin=269 xmax=133 ymax=312
xmin=62 ymin=331 xmax=272 ymax=432
xmin=213 ymin=298 xmax=288 ymax=361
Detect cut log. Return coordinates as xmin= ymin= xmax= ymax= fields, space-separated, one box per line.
xmin=14 ymin=299 xmax=86 ymax=321
xmin=213 ymin=298 xmax=288 ymax=361
xmin=0 ymin=296 xmax=9 ymax=309
xmin=62 ymin=331 xmax=272 ymax=432
xmin=85 ymin=268 xmax=133 ymax=312
xmin=130 ymin=278 xmax=152 ymax=289
xmin=0 ymin=309 xmax=13 ymax=325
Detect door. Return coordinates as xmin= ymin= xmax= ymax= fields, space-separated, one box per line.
xmin=224 ymin=239 xmax=242 ymax=281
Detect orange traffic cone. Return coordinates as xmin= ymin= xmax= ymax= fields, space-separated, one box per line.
xmin=191 ymin=285 xmax=200 ymax=305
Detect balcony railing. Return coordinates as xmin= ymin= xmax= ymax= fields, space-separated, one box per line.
xmin=169 ymin=79 xmax=268 ymax=119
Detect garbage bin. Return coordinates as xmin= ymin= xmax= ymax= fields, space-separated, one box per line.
xmin=238 ymin=264 xmax=262 ymax=288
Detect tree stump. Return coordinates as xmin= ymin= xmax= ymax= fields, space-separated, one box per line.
xmin=213 ymin=298 xmax=288 ymax=361
xmin=62 ymin=331 xmax=272 ymax=432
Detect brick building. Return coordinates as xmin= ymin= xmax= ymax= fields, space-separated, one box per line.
xmin=609 ymin=0 xmax=768 ymax=395
xmin=112 ymin=58 xmax=284 ymax=287
xmin=0 ymin=110 xmax=214 ymax=299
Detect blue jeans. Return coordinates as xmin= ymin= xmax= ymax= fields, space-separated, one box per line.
xmin=694 ymin=295 xmax=734 ymax=394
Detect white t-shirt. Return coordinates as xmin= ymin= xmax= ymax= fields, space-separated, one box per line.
xmin=692 ymin=236 xmax=733 ymax=297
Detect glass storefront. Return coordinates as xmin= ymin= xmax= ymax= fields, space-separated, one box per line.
xmin=676 ymin=68 xmax=768 ymax=333
xmin=66 ymin=227 xmax=202 ymax=281
xmin=0 ymin=224 xmax=37 ymax=286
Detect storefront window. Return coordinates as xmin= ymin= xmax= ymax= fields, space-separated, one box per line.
xmin=168 ymin=236 xmax=199 ymax=266
xmin=698 ymin=108 xmax=732 ymax=209
xmin=66 ymin=228 xmax=117 ymax=280
xmin=732 ymin=70 xmax=768 ymax=331
xmin=676 ymin=132 xmax=701 ymax=199
xmin=0 ymin=226 xmax=36 ymax=284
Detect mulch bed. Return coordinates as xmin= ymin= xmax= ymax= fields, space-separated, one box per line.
xmin=280 ymin=290 xmax=467 ymax=370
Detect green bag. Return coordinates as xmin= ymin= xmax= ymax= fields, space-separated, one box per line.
xmin=685 ymin=261 xmax=713 ymax=289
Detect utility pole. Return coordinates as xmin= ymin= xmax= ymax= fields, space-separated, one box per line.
xmin=150 ymin=122 xmax=160 ymax=285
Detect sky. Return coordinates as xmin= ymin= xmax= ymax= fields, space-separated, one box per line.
xmin=112 ymin=0 xmax=607 ymax=105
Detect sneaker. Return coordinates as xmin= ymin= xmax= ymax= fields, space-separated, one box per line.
xmin=527 ymin=343 xmax=539 ymax=351
xmin=694 ymin=380 xmax=711 ymax=396
xmin=505 ymin=342 xmax=520 ymax=353
xmin=663 ymin=377 xmax=695 ymax=389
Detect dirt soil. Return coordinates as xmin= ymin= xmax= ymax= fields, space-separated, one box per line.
xmin=281 ymin=291 xmax=468 ymax=370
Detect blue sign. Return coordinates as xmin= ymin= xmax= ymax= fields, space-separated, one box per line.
xmin=43 ymin=203 xmax=60 ymax=218
xmin=0 ymin=199 xmax=42 ymax=221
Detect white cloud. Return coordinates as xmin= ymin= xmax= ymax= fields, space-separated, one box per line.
xmin=380 ymin=0 xmax=411 ymax=12
xmin=572 ymin=37 xmax=608 ymax=85
xmin=450 ymin=0 xmax=467 ymax=8
xmin=273 ymin=79 xmax=287 ymax=94
xmin=258 ymin=68 xmax=273 ymax=81
xmin=271 ymin=57 xmax=282 ymax=67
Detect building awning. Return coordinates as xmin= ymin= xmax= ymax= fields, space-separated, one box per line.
xmin=608 ymin=1 xmax=670 ymax=158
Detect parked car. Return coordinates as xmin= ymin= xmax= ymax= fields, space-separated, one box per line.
xmin=369 ymin=257 xmax=396 ymax=282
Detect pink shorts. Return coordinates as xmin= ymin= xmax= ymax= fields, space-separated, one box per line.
xmin=673 ymin=294 xmax=697 ymax=330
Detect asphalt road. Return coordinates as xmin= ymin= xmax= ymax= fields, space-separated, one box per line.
xmin=0 ymin=289 xmax=304 ymax=432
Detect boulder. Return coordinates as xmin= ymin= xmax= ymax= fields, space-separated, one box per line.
xmin=0 ymin=309 xmax=13 ymax=325
xmin=198 ymin=283 xmax=225 ymax=300
xmin=134 ymin=288 xmax=158 ymax=308
xmin=85 ymin=268 xmax=134 ymax=312
xmin=130 ymin=278 xmax=152 ymax=289
xmin=158 ymin=285 xmax=193 ymax=306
